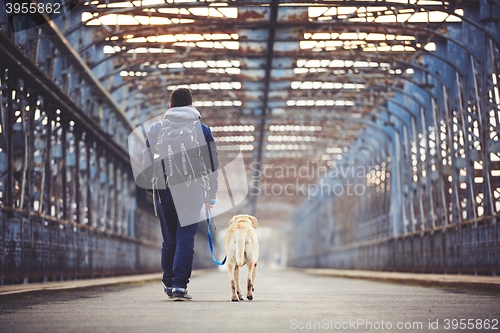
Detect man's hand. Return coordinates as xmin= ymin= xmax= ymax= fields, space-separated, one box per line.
xmin=205 ymin=198 xmax=217 ymax=210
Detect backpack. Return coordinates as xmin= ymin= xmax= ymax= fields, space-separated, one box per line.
xmin=151 ymin=118 xmax=209 ymax=189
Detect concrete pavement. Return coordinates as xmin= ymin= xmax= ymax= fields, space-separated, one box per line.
xmin=1 ymin=269 xmax=499 ymax=333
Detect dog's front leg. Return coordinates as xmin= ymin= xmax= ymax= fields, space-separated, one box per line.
xmin=227 ymin=262 xmax=239 ymax=302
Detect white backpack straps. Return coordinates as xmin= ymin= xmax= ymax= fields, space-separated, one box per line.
xmin=167 ymin=145 xmax=174 ymax=177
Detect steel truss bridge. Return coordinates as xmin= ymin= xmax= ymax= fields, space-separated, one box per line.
xmin=0 ymin=0 xmax=499 ymax=284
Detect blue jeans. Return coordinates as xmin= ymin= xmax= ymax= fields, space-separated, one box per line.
xmin=156 ymin=186 xmax=203 ymax=289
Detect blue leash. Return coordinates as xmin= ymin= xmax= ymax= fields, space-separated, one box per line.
xmin=205 ymin=209 xmax=226 ymax=266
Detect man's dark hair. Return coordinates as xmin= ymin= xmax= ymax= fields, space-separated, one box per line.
xmin=170 ymin=87 xmax=193 ymax=107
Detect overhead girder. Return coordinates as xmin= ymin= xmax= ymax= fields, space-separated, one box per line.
xmin=112 ymin=57 xmax=427 ymax=112
xmin=117 ymin=70 xmax=402 ymax=88
xmin=94 ymin=42 xmax=426 ymax=62
xmin=119 ymin=66 xmax=403 ymax=79
xmin=117 ymin=54 xmax=415 ymax=75
xmin=111 ymin=67 xmax=408 ymax=116
xmin=77 ymin=0 xmax=499 ymax=221
xmin=286 ymin=87 xmax=396 ymax=97
xmin=121 ymin=72 xmax=239 ymax=86
xmin=77 ymin=7 xmax=460 ymax=68
xmin=278 ymin=34 xmax=487 ymax=109
xmin=80 ymin=0 xmax=474 ymax=5
xmin=81 ymin=14 xmax=493 ymax=84
xmin=123 ymin=82 xmax=392 ymax=101
xmin=78 ymin=0 xmax=492 ymax=50
xmin=83 ymin=1 xmax=467 ymax=23
xmin=237 ymin=111 xmax=394 ymax=151
xmin=103 ymin=56 xmax=432 ymax=111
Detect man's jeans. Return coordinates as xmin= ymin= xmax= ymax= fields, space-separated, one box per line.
xmin=156 ymin=186 xmax=203 ymax=289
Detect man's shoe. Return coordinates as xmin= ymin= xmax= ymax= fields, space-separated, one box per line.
xmin=164 ymin=286 xmax=173 ymax=299
xmin=172 ymin=287 xmax=192 ymax=301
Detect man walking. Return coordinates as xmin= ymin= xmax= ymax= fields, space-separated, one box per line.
xmin=145 ymin=87 xmax=218 ymax=301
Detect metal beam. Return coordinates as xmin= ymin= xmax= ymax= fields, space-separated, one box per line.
xmin=0 ymin=29 xmax=130 ymax=162
xmin=250 ymin=0 xmax=279 ymax=216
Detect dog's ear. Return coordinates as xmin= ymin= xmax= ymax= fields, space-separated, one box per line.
xmin=248 ymin=215 xmax=258 ymax=229
xmin=229 ymin=215 xmax=238 ymax=225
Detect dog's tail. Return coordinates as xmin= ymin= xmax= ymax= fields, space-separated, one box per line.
xmin=235 ymin=233 xmax=246 ymax=267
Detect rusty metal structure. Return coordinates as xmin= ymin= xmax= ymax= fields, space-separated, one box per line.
xmin=284 ymin=0 xmax=500 ymax=274
xmin=0 ymin=0 xmax=499 ymax=282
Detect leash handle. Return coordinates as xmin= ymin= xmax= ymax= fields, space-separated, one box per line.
xmin=206 ymin=209 xmax=226 ymax=266
xmin=206 ymin=198 xmax=218 ymax=230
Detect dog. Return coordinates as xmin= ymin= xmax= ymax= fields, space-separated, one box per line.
xmin=224 ymin=214 xmax=259 ymax=301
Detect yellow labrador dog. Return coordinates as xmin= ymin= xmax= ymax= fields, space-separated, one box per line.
xmin=224 ymin=214 xmax=259 ymax=301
